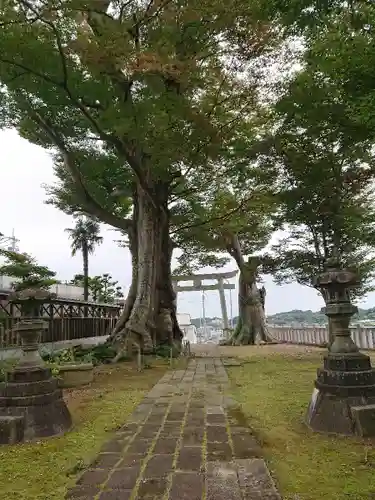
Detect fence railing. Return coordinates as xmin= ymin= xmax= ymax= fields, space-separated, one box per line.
xmin=0 ymin=316 xmax=119 ymax=348
xmin=268 ymin=325 xmax=375 ymax=350
xmin=0 ymin=297 xmax=121 ymax=349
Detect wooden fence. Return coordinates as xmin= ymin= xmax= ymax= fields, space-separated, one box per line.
xmin=268 ymin=325 xmax=375 ymax=350
xmin=0 ymin=296 xmax=120 ymax=349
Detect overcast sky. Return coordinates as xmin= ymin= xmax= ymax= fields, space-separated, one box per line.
xmin=2 ymin=129 xmax=375 ymax=319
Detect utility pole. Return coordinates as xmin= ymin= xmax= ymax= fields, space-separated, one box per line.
xmin=225 ymin=279 xmax=233 ymax=329
xmin=0 ymin=229 xmax=19 ymax=252
xmin=202 ymin=290 xmax=206 ymax=342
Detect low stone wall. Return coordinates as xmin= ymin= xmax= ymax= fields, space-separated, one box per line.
xmin=268 ymin=325 xmax=375 ymax=350
xmin=0 ymin=335 xmax=109 ymax=361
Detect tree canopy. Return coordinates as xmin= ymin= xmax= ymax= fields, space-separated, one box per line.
xmin=0 ymin=249 xmax=58 ymax=291
xmin=0 ymin=0 xmax=281 ymax=228
xmin=256 ymin=1 xmax=375 ymax=300
xmin=2 ymin=1 xmax=375 ymax=347
xmin=70 ymin=273 xmax=124 ymax=303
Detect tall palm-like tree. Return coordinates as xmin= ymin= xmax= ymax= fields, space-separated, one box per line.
xmin=65 ymin=218 xmax=103 ymax=301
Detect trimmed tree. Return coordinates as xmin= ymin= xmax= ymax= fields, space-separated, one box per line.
xmin=0 ymin=250 xmax=58 ymax=291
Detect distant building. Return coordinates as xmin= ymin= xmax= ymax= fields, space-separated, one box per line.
xmin=177 ymin=313 xmax=197 ymax=344
xmin=0 ymin=275 xmax=90 ymax=301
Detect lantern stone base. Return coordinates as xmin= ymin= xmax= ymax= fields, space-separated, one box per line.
xmin=0 ymin=366 xmax=72 ymax=443
xmin=306 ymin=352 xmax=375 ymax=436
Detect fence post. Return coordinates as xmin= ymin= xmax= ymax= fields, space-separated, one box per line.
xmin=364 ymin=329 xmax=371 ymax=349
xmin=170 ymin=347 xmax=174 ymax=368
xmin=369 ymin=329 xmax=374 ymax=350
xmin=301 ymin=329 xmax=306 ymax=344
xmin=353 ymin=327 xmax=361 ymax=349
xmin=137 ymin=346 xmax=142 ymax=372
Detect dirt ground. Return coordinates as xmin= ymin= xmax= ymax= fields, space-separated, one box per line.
xmin=192 ymin=342 xmax=324 ymax=359
xmin=218 ymin=343 xmax=324 ymax=358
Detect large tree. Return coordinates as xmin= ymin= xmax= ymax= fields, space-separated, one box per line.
xmin=65 ymin=217 xmax=103 ymax=301
xmin=0 ymin=1 xmax=281 ymax=352
xmin=172 ymin=157 xmax=278 ymax=345
xmin=257 ymin=3 xmax=375 ymax=343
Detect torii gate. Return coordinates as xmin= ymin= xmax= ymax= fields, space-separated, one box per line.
xmin=172 ymin=270 xmax=237 ymax=331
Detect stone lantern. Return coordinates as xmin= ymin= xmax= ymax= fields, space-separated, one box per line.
xmin=306 ymin=257 xmax=375 ymax=436
xmin=0 ymin=289 xmax=72 ymax=444
xmin=9 ymin=288 xmax=54 ymax=369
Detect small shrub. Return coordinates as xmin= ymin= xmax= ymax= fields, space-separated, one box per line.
xmin=90 ymin=344 xmax=117 ymax=363
xmin=0 ymin=358 xmax=18 ymax=382
xmin=154 ymin=343 xmax=180 ymax=359
xmin=41 ymin=343 xmax=118 ymax=367
xmin=0 ymin=365 xmax=6 ymax=382
xmin=45 ymin=361 xmax=60 ymax=378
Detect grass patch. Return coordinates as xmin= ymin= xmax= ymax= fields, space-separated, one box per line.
xmin=227 ymin=347 xmax=375 ymax=500
xmin=0 ymin=359 xmax=173 ymax=500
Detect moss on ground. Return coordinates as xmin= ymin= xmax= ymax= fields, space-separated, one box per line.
xmin=227 ymin=349 xmax=375 ymax=500
xmin=0 ymin=359 xmax=172 ymax=500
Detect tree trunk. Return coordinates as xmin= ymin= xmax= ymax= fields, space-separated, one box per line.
xmin=224 ymin=235 xmax=271 ymax=346
xmin=156 ymin=231 xmax=183 ymax=349
xmin=234 ymin=272 xmax=255 ymax=345
xmin=249 ymin=281 xmax=270 ymax=343
xmin=107 ymin=227 xmax=138 ymax=345
xmin=82 ymin=243 xmax=89 ymax=302
xmin=106 ymin=180 xmax=182 ymax=354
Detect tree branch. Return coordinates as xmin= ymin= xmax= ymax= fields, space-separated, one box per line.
xmin=172 ymin=195 xmax=255 ymax=234
xmin=29 ymin=109 xmax=132 ymax=233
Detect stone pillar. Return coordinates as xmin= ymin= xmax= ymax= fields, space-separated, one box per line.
xmin=306 ymin=257 xmax=375 ymax=436
xmin=218 ymin=278 xmax=229 ymax=332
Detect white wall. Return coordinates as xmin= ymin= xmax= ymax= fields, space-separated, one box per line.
xmin=0 ymin=275 xmax=13 ymax=290
xmin=268 ymin=325 xmax=375 ymax=350
xmin=0 ymin=275 xmax=90 ymax=300
xmin=177 ymin=312 xmax=191 ymax=327
xmin=182 ymin=325 xmax=197 ymax=344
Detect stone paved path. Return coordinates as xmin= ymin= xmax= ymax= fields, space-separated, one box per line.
xmin=66 ymin=354 xmax=281 ymax=500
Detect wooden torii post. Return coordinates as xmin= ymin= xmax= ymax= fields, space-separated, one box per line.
xmin=172 ymin=270 xmax=237 ymax=333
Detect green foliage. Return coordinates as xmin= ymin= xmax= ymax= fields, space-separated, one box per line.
xmin=90 ymin=274 xmax=123 ymax=303
xmin=265 ymin=307 xmax=375 ymax=326
xmin=267 ymin=309 xmax=327 ymax=326
xmin=70 ymin=273 xmax=124 ymax=303
xmin=255 ymin=3 xmax=375 ymax=300
xmin=0 ymin=249 xmax=58 ymax=291
xmin=0 ymin=1 xmax=283 ymax=244
xmin=229 ymin=351 xmax=375 ymax=499
xmin=0 ymin=358 xmax=19 ymax=382
xmin=65 ymin=218 xmax=103 ymax=257
xmin=66 ymin=217 xmax=103 ymax=300
xmin=41 ymin=343 xmax=119 ymax=366
xmin=0 ymin=363 xmax=7 ymax=382
xmin=154 ymin=343 xmax=180 ymax=359
xmin=173 ymin=169 xmax=277 ymax=274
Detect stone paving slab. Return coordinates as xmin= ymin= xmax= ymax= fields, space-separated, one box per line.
xmin=66 ymin=352 xmax=281 ymax=500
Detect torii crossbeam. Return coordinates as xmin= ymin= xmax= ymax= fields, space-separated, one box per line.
xmin=172 ymin=270 xmax=237 ymax=331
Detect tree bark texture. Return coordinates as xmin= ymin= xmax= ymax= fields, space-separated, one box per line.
xmin=224 ymin=235 xmax=271 ymax=345
xmin=106 ymin=180 xmax=183 ymax=354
